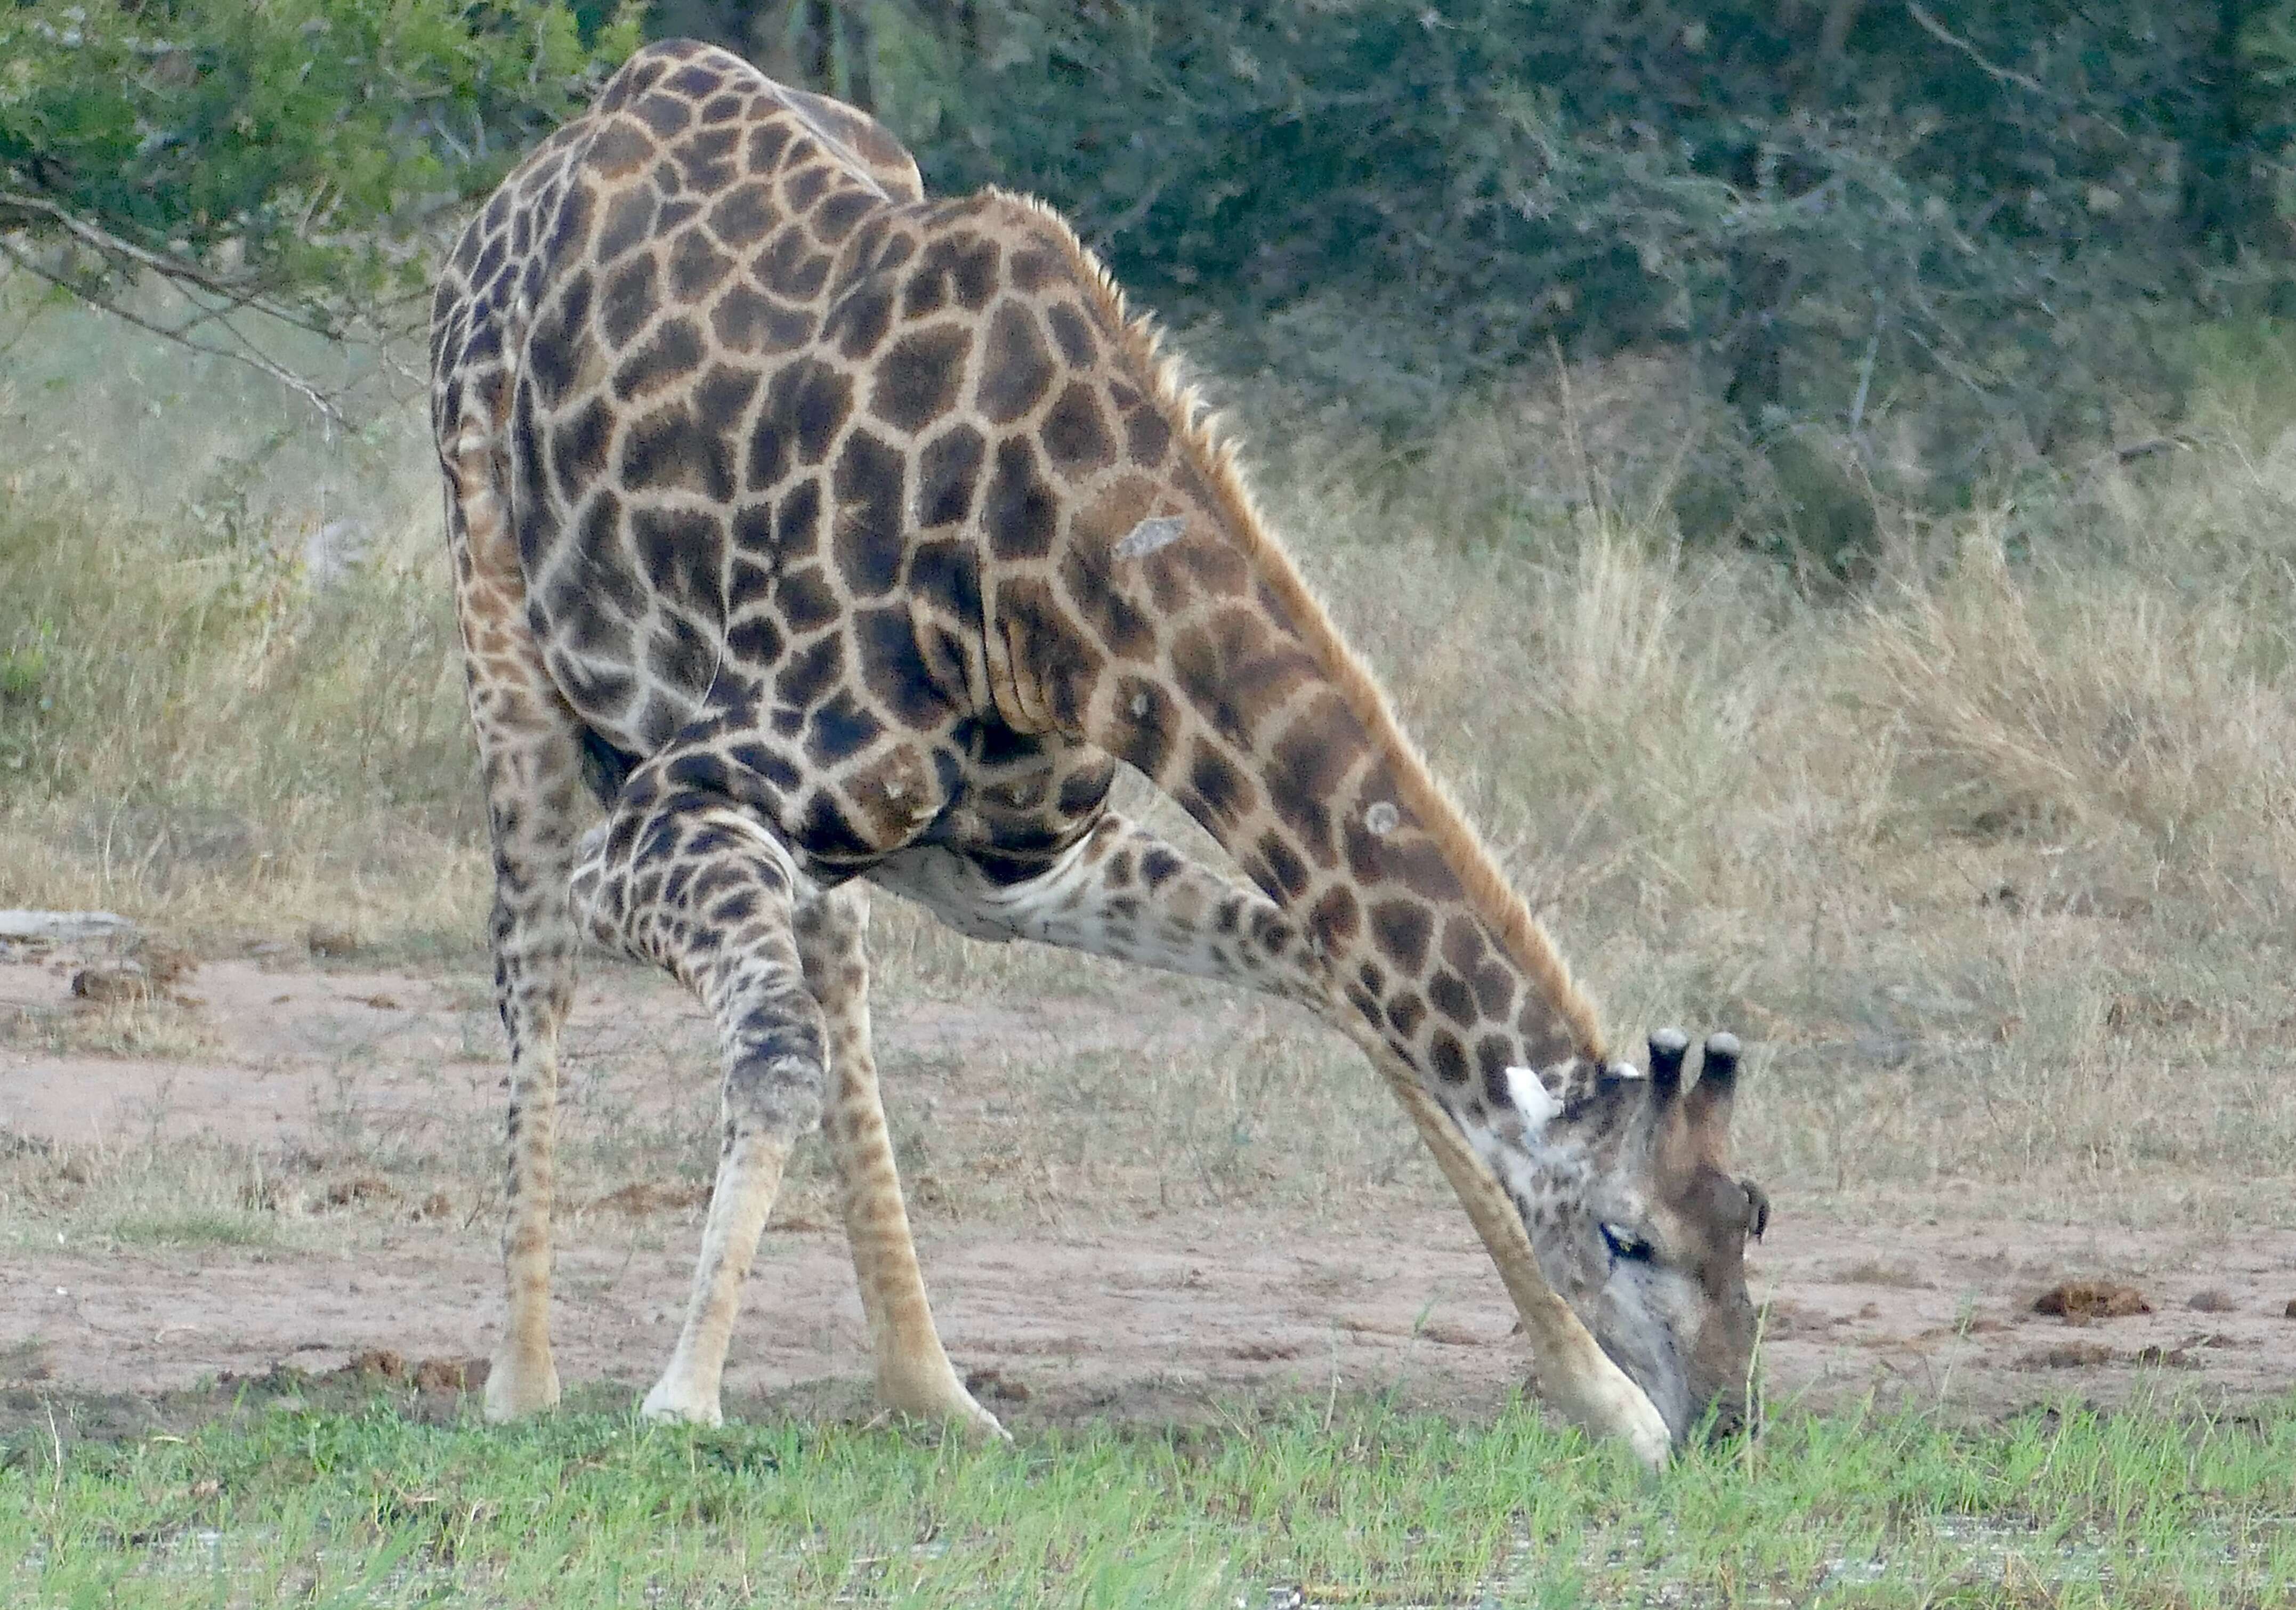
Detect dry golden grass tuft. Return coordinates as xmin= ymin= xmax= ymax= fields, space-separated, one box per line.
xmin=0 ymin=285 xmax=483 ymax=953
xmin=5 ymin=282 xmax=2295 ymax=1235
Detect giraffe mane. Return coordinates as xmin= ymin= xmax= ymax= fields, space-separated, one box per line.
xmin=986 ymin=188 xmax=1610 ymax=1067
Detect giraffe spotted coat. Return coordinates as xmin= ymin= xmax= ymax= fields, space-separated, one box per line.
xmin=431 ymin=38 xmax=1767 ymax=1451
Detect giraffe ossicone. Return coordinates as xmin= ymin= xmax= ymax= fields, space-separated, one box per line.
xmin=430 ymin=38 xmax=1769 ymax=1465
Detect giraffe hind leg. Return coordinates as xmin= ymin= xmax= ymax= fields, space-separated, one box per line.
xmin=571 ymin=763 xmax=827 ymax=1427
xmin=794 ymin=886 xmax=1004 ymax=1438
xmin=440 ymin=423 xmax=589 ymax=1423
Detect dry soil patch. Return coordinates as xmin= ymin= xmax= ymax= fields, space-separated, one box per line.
xmin=4 ymin=948 xmax=2293 ymax=1436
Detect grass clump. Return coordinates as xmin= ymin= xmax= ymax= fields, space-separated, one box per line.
xmin=0 ymin=283 xmax=484 ymax=954
xmin=3 ymin=1393 xmax=2292 ymax=1606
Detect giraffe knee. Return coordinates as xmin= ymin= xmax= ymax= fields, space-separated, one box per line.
xmin=726 ymin=1017 xmax=828 ymax=1138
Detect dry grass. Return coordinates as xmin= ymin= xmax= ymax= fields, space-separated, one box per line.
xmin=0 ymin=285 xmax=480 ymax=952
xmin=1234 ymin=360 xmax=2296 ymax=1231
xmin=5 ymin=277 xmax=2295 ymax=1238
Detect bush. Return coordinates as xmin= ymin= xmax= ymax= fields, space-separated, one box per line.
xmin=859 ymin=0 xmax=2296 ymax=547
xmin=0 ymin=0 xmax=638 ymax=411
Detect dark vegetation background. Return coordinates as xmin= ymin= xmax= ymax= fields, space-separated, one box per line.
xmin=10 ymin=1 xmax=2296 ymax=573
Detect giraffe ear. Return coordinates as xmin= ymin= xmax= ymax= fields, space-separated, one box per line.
xmin=1502 ymin=1065 xmax=1562 ymax=1136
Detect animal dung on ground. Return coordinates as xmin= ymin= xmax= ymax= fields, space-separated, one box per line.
xmin=588 ymin=1181 xmax=710 ymax=1215
xmin=134 ymin=939 xmax=198 ymax=988
xmin=342 ymin=1348 xmax=408 ymax=1380
xmin=1230 ymin=1339 xmax=1306 ymax=1362
xmin=412 ymin=1356 xmax=488 ymax=1393
xmin=2033 ymin=1280 xmax=2152 ymax=1321
xmin=325 ymin=1351 xmax=488 ymax=1393
xmin=322 ymin=1175 xmax=396 ymax=1209
xmin=69 ymin=934 xmax=200 ymax=1006
xmin=2187 ymin=1289 xmax=2238 ymax=1314
xmin=305 ymin=923 xmax=360 ymax=959
xmin=2284 ymin=1298 xmax=2296 ymax=1320
xmin=964 ymin=1366 xmax=1031 ymax=1403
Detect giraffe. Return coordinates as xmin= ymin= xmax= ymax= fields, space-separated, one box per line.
xmin=430 ymin=38 xmax=1770 ymax=1465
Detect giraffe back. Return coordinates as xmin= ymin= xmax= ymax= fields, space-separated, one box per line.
xmin=429 ymin=40 xmax=1142 ymax=878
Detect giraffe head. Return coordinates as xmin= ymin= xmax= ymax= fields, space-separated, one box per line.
xmin=1474 ymin=1031 xmax=1769 ymax=1445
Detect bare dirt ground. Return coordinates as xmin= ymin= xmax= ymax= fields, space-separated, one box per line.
xmin=4 ymin=939 xmax=2293 ymax=1444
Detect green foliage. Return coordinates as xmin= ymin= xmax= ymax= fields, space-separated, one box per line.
xmin=12 ymin=0 xmax=2296 ymax=543
xmin=867 ymin=1 xmax=2296 ymax=538
xmin=0 ymin=634 xmax=48 ymax=708
xmin=0 ymin=0 xmax=638 ymax=398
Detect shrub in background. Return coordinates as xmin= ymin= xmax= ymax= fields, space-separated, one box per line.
xmin=17 ymin=0 xmax=2296 ymax=570
xmin=0 ymin=0 xmax=639 ymax=410
xmin=871 ymin=1 xmax=2296 ymax=564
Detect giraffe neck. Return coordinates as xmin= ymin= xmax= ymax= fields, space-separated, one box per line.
xmin=970 ymin=306 xmax=1611 ymax=1118
xmin=1146 ymin=592 xmax=1608 ymax=1115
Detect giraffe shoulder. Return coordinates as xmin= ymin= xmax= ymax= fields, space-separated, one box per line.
xmin=762 ymin=83 xmax=925 ymax=205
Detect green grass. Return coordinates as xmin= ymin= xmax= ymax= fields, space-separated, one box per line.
xmin=5 ymin=1393 xmax=2294 ymax=1607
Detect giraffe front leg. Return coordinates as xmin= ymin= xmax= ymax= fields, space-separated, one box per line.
xmin=572 ymin=779 xmax=827 ymax=1429
xmin=879 ymin=812 xmax=1332 ymax=1005
xmin=795 ymin=887 xmax=1004 ymax=1439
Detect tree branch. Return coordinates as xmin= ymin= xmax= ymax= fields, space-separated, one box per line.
xmin=1902 ymin=1 xmax=2051 ymax=99
xmin=0 ymin=188 xmax=346 ymax=343
xmin=0 ymin=238 xmax=344 ymax=423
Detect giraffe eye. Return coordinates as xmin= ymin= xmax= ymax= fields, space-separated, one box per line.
xmin=1600 ymin=1223 xmax=1654 ymax=1263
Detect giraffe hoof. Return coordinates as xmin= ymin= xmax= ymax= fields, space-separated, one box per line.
xmin=951 ymin=1393 xmax=1009 ymax=1442
xmin=482 ymin=1354 xmax=561 ymax=1422
xmin=896 ymin=1394 xmax=1005 ymax=1441
xmin=879 ymin=1369 xmax=1008 ymax=1440
xmin=638 ymin=1376 xmax=725 ymax=1427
